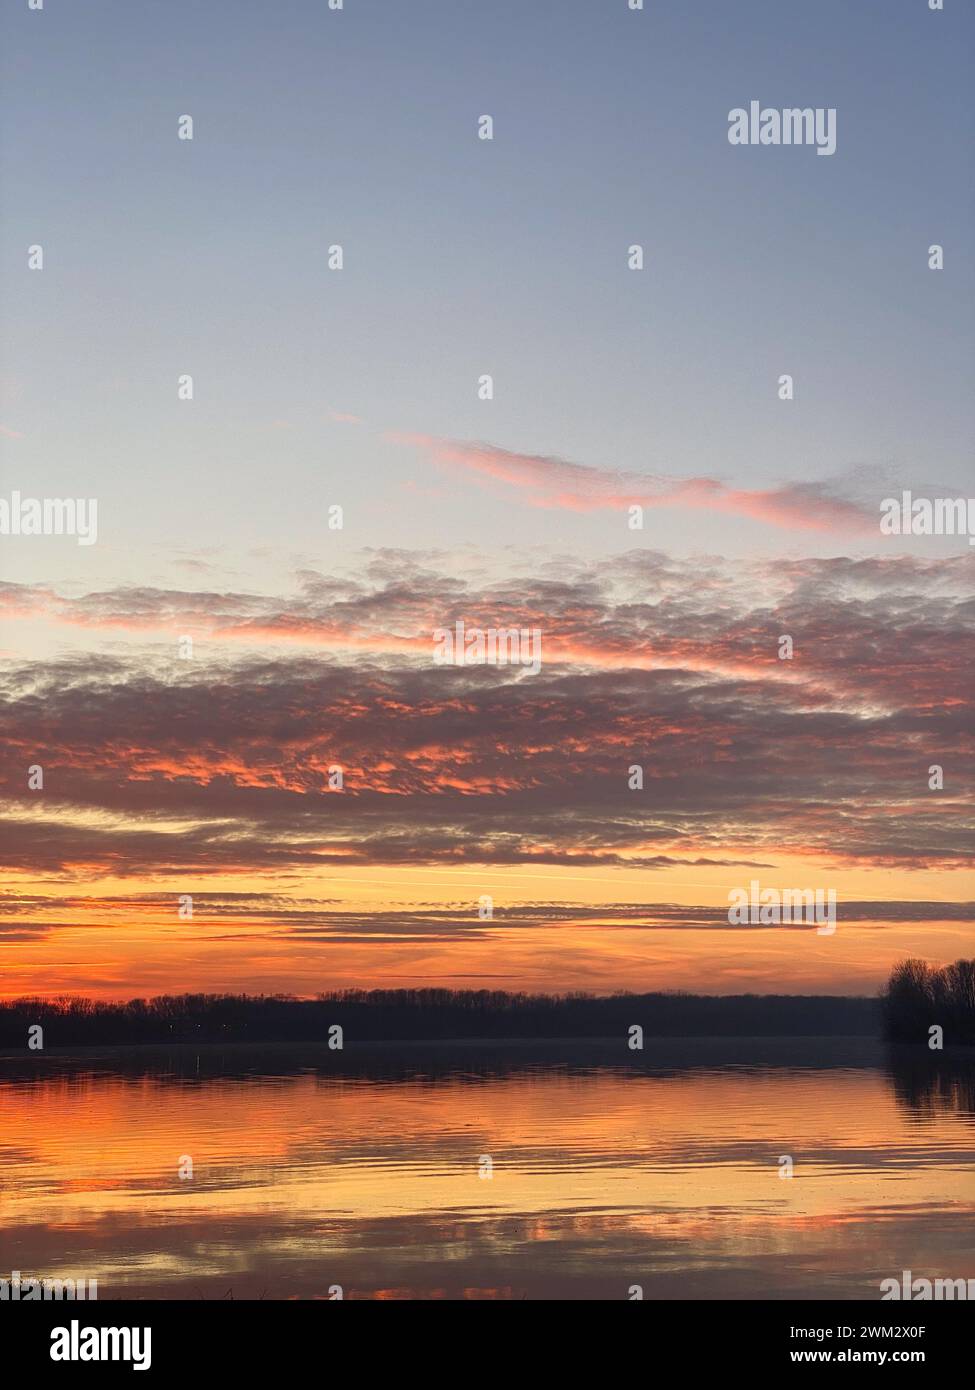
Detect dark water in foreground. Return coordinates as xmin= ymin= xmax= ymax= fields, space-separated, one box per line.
xmin=2 ymin=1038 xmax=973 ymax=1300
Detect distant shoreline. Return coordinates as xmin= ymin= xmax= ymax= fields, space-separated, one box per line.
xmin=3 ymin=1032 xmax=887 ymax=1058
xmin=0 ymin=988 xmax=882 ymax=1050
xmin=6 ymin=1035 xmax=973 ymax=1085
xmin=0 ymin=1033 xmax=922 ymax=1064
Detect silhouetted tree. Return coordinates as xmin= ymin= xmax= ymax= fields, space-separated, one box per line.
xmin=0 ymin=988 xmax=879 ymax=1047
xmin=881 ymin=957 xmax=975 ymax=1045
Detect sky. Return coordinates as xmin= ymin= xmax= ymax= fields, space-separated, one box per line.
xmin=1 ymin=0 xmax=973 ymax=999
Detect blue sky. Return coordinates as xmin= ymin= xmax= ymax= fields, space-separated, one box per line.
xmin=2 ymin=0 xmax=973 ymax=591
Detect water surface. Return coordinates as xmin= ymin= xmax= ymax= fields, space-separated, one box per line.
xmin=2 ymin=1038 xmax=972 ymax=1299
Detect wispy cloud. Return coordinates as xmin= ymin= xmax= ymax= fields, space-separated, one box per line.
xmin=393 ymin=433 xmax=875 ymax=533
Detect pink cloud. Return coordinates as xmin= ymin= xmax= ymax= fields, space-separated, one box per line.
xmin=392 ymin=433 xmax=873 ymax=534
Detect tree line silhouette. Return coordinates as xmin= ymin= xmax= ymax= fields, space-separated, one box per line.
xmin=3 ymin=962 xmax=970 ymax=1048
xmin=1 ymin=987 xmax=878 ymax=1046
xmin=880 ymin=958 xmax=975 ymax=1046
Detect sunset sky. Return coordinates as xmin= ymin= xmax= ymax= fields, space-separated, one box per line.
xmin=2 ymin=0 xmax=973 ymax=999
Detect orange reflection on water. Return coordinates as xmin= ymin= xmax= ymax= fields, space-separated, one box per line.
xmin=2 ymin=1048 xmax=973 ymax=1299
